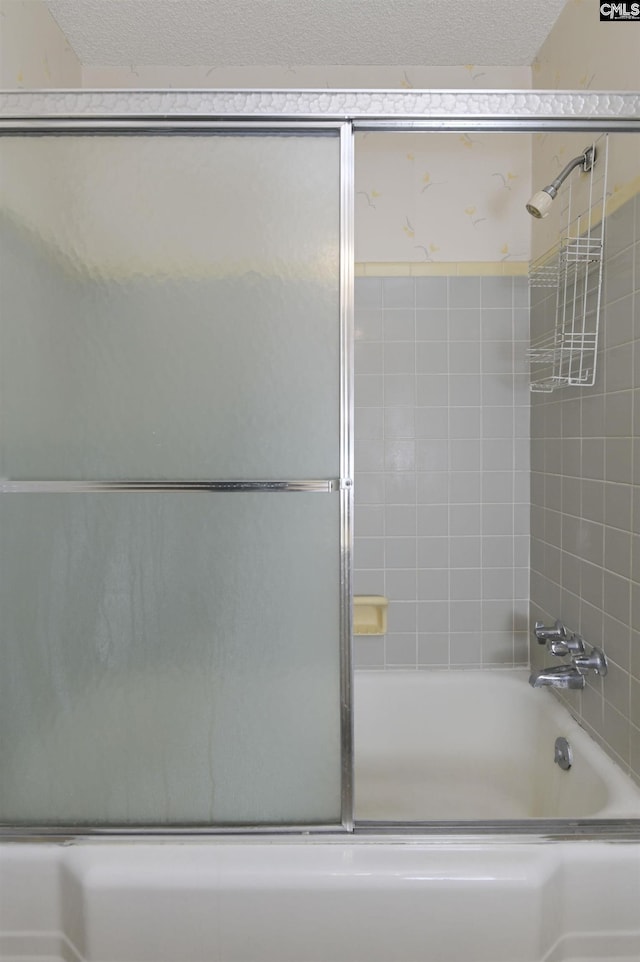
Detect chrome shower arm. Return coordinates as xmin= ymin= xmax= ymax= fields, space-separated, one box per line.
xmin=526 ymin=144 xmax=597 ymax=219
xmin=544 ymin=146 xmax=596 ymax=198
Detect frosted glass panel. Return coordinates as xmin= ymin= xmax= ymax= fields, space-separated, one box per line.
xmin=0 ymin=134 xmax=340 ymax=480
xmin=0 ymin=493 xmax=342 ymax=826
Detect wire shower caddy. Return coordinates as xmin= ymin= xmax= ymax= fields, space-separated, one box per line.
xmin=528 ymin=134 xmax=608 ymax=393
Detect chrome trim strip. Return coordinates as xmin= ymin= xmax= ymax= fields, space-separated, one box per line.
xmin=0 ymin=480 xmax=341 ymax=494
xmin=0 ymin=90 xmax=639 ymax=127
xmin=339 ymin=123 xmax=355 ymax=833
xmin=2 ymin=821 xmax=640 ymax=842
xmin=355 ymin=820 xmax=640 ymax=840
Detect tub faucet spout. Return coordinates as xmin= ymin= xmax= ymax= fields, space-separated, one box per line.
xmin=528 ymin=665 xmax=585 ymax=690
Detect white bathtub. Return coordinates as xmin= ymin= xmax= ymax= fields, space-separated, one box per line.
xmin=3 ymin=668 xmax=640 ymax=961
xmin=355 ymin=668 xmax=640 ymax=820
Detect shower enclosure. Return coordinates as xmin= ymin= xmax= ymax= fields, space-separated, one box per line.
xmin=1 ymin=89 xmax=640 ymax=838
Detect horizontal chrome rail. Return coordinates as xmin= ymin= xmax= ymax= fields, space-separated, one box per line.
xmin=0 ymin=479 xmax=345 ymax=494
xmin=0 ymin=120 xmax=345 ymax=135
xmin=1 ymin=118 xmax=639 ymax=135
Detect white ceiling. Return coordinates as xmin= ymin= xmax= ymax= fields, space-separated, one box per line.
xmin=44 ymin=0 xmax=569 ymax=69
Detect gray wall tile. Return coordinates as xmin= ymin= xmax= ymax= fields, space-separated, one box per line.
xmin=605 ymin=247 xmax=634 ymax=305
xmin=416 ymin=341 xmax=448 ymax=374
xmin=354 ymin=276 xmax=382 ymax=309
xmin=353 ymin=635 xmax=385 ymax=669
xmin=355 ymin=272 xmax=528 ymax=672
xmin=385 ymin=341 xmax=416 ymax=374
xmin=604 ymin=294 xmax=634 ymax=349
xmin=481 ymin=276 xmax=513 ymax=309
xmin=385 ymin=407 xmax=416 ymax=439
xmin=355 ymin=407 xmax=384 ymax=440
xmin=415 ymin=276 xmax=447 ymax=309
xmin=418 ymin=633 xmax=450 ymax=665
xmin=482 ymin=309 xmax=513 ymax=340
xmin=604 ymin=482 xmax=631 ymax=529
xmin=450 ymin=633 xmax=482 ymax=664
xmin=385 ymin=634 xmax=418 ymax=666
xmin=529 ymin=192 xmax=640 ymax=782
xmin=449 ymin=276 xmax=481 ymax=309
xmin=416 ymin=309 xmax=448 ymax=340
xmin=382 ymin=276 xmax=415 ymax=309
xmin=383 ymin=309 xmax=414 ymax=340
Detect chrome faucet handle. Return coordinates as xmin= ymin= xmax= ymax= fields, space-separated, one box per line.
xmin=547 ymin=633 xmax=586 ymax=657
xmin=534 ymin=619 xmax=568 ymax=644
xmin=573 ymin=646 xmax=608 ymax=677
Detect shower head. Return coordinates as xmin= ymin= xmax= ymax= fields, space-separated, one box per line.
xmin=526 ymin=146 xmax=596 ymax=219
xmin=526 ymin=188 xmax=556 ymax=219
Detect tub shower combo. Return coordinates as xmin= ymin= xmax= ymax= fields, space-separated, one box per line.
xmin=1 ymin=90 xmax=640 ymax=962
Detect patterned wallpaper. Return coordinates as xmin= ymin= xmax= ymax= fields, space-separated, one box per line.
xmin=81 ymin=64 xmax=531 ymax=91
xmin=355 ymin=132 xmax=532 ymax=265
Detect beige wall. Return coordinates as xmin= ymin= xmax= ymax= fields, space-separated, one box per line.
xmin=0 ymin=0 xmax=81 ymax=88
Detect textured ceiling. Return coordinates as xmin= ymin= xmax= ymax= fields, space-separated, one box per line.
xmin=44 ymin=0 xmax=569 ymax=68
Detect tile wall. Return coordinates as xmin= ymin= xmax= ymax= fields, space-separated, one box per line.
xmin=353 ymin=273 xmax=530 ymax=669
xmin=530 ymin=192 xmax=640 ymax=785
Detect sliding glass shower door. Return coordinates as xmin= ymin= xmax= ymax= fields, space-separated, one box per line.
xmin=0 ymin=127 xmax=351 ymax=828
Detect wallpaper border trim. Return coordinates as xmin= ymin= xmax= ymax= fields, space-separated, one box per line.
xmin=355 ymin=261 xmax=528 ymax=276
